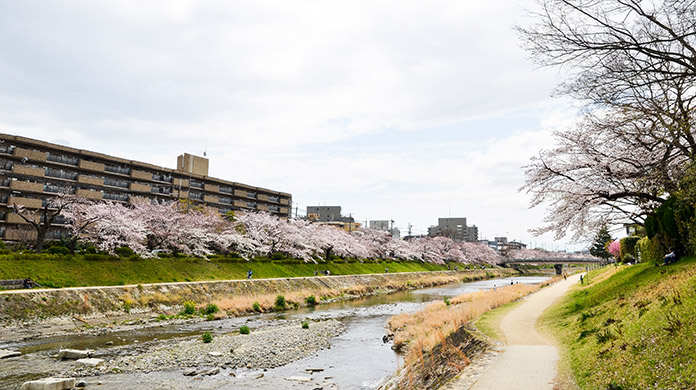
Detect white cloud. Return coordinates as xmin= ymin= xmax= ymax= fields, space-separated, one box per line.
xmin=0 ymin=0 xmax=587 ymax=250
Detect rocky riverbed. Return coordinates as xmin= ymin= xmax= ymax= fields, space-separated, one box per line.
xmin=64 ymin=318 xmax=344 ymax=377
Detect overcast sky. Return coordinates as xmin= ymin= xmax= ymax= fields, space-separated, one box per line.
xmin=0 ymin=1 xmax=587 ymax=250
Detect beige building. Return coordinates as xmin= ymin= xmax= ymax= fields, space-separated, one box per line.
xmin=0 ymin=133 xmax=291 ymax=241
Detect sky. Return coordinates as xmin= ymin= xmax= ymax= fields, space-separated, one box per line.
xmin=0 ymin=1 xmax=588 ymax=251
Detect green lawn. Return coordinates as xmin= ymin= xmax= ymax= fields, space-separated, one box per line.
xmin=0 ymin=253 xmax=465 ymax=288
xmin=541 ymin=257 xmax=696 ymax=389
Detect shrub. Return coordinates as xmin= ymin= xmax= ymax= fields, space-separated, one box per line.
xmin=239 ymin=325 xmax=250 ymax=334
xmin=201 ymin=332 xmax=213 ymax=343
xmin=637 ymin=236 xmax=661 ymax=263
xmin=444 ymin=297 xmax=451 ymax=306
xmin=274 ymin=295 xmax=286 ymax=310
xmin=182 ymin=301 xmax=196 ymax=315
xmin=202 ymin=303 xmax=219 ymax=315
xmin=206 ymin=313 xmax=215 ymax=321
xmin=271 ymin=253 xmax=286 ymax=260
xmin=305 ymin=295 xmax=317 ymax=306
xmin=115 ymin=246 xmax=135 ymax=257
xmin=46 ymin=246 xmax=70 ymax=255
xmin=252 ymin=302 xmax=261 ymax=312
xmin=619 ymin=236 xmax=640 ymax=260
xmin=122 ymin=299 xmax=133 ymax=313
xmin=302 ymin=320 xmax=309 ymax=329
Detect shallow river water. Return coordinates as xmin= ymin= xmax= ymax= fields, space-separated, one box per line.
xmin=1 ymin=276 xmax=549 ymax=389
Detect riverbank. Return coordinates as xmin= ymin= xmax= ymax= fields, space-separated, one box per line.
xmin=0 ymin=268 xmax=518 ymax=343
xmin=0 ymin=253 xmax=463 ymax=288
xmin=541 ymin=256 xmax=696 ymax=389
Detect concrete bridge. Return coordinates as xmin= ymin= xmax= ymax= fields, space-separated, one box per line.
xmin=499 ymin=257 xmax=607 ymax=274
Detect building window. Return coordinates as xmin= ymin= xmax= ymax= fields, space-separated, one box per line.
xmin=0 ymin=178 xmax=9 ymax=187
xmin=152 ymin=173 xmax=173 ymax=183
xmin=0 ymin=194 xmax=8 ymax=204
xmin=219 ymin=186 xmax=233 ymax=194
xmin=105 ymin=165 xmax=131 ymax=175
xmin=246 ymin=201 xmax=257 ymax=209
xmin=190 ymin=181 xmax=203 ymax=189
xmin=0 ymin=159 xmax=13 ymax=170
xmin=269 ymin=205 xmax=280 ymax=212
xmin=104 ymin=177 xmax=129 ymax=188
xmin=219 ymin=196 xmax=232 ymax=204
xmin=189 ymin=192 xmax=203 ymax=200
xmin=151 ymin=185 xmax=172 ymax=195
xmin=46 ymin=152 xmax=79 ymax=166
xmin=102 ymin=192 xmax=129 ymax=202
xmin=0 ymin=145 xmax=15 ymax=154
xmin=45 ymin=167 xmax=78 ymax=180
xmin=247 ymin=191 xmax=256 ymax=199
xmin=44 ymin=183 xmax=74 ymax=193
xmin=269 ymin=196 xmax=279 ymax=203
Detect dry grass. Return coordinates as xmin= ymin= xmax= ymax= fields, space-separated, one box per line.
xmin=389 ymin=281 xmax=549 ymax=365
xmin=211 ymin=273 xmax=468 ymax=315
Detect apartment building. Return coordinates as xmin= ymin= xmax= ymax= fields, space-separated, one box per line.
xmin=0 ymin=133 xmax=291 ymax=241
xmin=428 ymin=217 xmax=479 ymax=242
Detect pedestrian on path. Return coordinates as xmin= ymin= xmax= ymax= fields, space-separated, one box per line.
xmin=580 ymin=274 xmax=584 ymax=284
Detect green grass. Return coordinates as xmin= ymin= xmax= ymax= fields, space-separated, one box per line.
xmin=542 ymin=257 xmax=696 ymax=389
xmin=0 ymin=253 xmax=457 ymax=288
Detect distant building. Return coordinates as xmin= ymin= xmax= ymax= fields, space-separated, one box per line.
xmin=306 ymin=206 xmax=353 ymax=223
xmin=370 ymin=220 xmax=390 ymax=231
xmin=370 ymin=220 xmax=400 ymax=238
xmin=319 ymin=221 xmax=362 ymax=233
xmin=428 ymin=217 xmax=478 ymax=242
xmin=491 ymin=237 xmax=527 ymax=253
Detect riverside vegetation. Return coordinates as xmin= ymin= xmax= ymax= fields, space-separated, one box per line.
xmin=382 ymin=276 xmax=561 ymax=389
xmin=542 ymin=257 xmax=696 ymax=389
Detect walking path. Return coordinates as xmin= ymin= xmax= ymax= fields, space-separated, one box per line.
xmin=445 ymin=273 xmax=581 ymax=390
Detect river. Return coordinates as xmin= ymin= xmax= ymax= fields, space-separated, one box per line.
xmin=1 ymin=276 xmax=549 ymax=389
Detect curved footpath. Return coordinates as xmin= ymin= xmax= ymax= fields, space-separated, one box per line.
xmin=445 ymin=273 xmax=582 ymax=390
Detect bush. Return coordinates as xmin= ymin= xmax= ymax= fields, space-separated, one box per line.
xmin=620 ymin=236 xmax=641 ymax=259
xmin=637 ymin=236 xmax=662 ymax=263
xmin=202 ymin=303 xmax=219 ymax=315
xmin=444 ymin=297 xmax=451 ymax=306
xmin=302 ymin=320 xmax=309 ymax=329
xmin=275 ymin=295 xmax=286 ymax=310
xmin=182 ymin=301 xmax=196 ymax=315
xmin=46 ymin=246 xmax=70 ymax=255
xmin=271 ymin=253 xmax=286 ymax=260
xmin=252 ymin=302 xmax=261 ymax=312
xmin=206 ymin=313 xmax=215 ymax=321
xmin=115 ymin=246 xmax=135 ymax=258
xmin=305 ymin=295 xmax=317 ymax=306
xmin=239 ymin=325 xmax=250 ymax=334
xmin=201 ymin=332 xmax=213 ymax=343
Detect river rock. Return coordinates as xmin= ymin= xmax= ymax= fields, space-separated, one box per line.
xmin=208 ymin=351 xmax=224 ymax=357
xmin=58 ymin=349 xmax=93 ymax=360
xmin=0 ymin=349 xmax=21 ymax=359
xmin=75 ymin=358 xmax=105 ymax=368
xmin=20 ymin=377 xmax=76 ymax=390
xmin=286 ymin=376 xmax=312 ymax=382
xmin=306 ymin=367 xmax=324 ymax=372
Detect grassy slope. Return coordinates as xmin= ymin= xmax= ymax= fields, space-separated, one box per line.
xmin=0 ymin=254 xmax=458 ymax=288
xmin=541 ymin=257 xmax=696 ymax=390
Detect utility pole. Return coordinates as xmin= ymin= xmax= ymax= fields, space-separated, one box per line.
xmin=408 ymin=223 xmax=412 ymax=237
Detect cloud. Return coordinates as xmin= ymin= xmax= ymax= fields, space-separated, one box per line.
xmin=0 ymin=1 xmax=585 ymax=249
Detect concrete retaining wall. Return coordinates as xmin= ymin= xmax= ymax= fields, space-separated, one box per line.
xmin=0 ymin=269 xmax=516 ymax=323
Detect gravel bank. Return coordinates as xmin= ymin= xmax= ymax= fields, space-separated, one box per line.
xmin=69 ymin=318 xmax=344 ymax=378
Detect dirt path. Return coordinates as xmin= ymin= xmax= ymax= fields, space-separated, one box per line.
xmin=445 ymin=273 xmax=581 ymax=390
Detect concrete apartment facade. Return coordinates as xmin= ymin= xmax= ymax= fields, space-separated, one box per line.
xmin=0 ymin=133 xmax=291 ymax=242
xmin=428 ymin=217 xmax=479 ymax=242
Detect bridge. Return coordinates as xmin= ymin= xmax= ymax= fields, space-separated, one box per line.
xmin=499 ymin=257 xmax=607 ymax=274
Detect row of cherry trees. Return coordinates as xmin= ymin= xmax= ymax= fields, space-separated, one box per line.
xmin=60 ymin=197 xmax=501 ymax=264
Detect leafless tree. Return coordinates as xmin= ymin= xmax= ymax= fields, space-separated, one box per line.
xmin=518 ymin=0 xmax=696 ymax=239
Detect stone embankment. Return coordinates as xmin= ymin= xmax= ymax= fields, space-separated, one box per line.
xmin=0 ymin=269 xmax=515 ymax=324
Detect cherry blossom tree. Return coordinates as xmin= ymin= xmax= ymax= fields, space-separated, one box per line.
xmin=11 ymin=192 xmax=86 ymax=252
xmin=608 ymin=240 xmax=621 ymax=259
